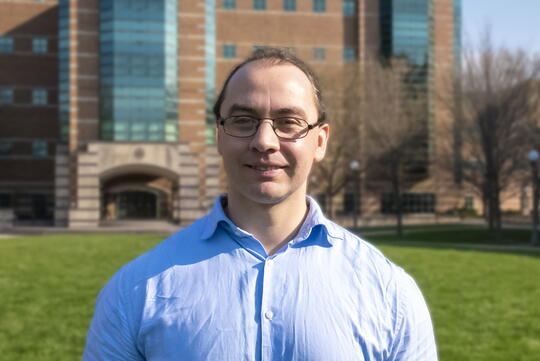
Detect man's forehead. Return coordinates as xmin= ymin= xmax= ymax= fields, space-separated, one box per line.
xmin=229 ymin=60 xmax=312 ymax=87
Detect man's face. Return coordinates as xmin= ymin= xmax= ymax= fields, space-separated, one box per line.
xmin=217 ymin=61 xmax=329 ymax=206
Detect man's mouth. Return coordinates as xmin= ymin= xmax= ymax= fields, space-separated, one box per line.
xmin=249 ymin=165 xmax=284 ymax=171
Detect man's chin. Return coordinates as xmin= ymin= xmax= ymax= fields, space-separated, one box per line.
xmin=239 ymin=186 xmax=290 ymax=206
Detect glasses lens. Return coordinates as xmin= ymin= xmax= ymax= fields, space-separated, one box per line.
xmin=224 ymin=116 xmax=257 ymax=137
xmin=274 ymin=117 xmax=309 ymax=139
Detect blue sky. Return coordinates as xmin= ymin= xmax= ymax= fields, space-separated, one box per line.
xmin=463 ymin=0 xmax=540 ymax=54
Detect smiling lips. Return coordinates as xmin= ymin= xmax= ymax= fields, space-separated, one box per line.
xmin=246 ymin=163 xmax=286 ymax=175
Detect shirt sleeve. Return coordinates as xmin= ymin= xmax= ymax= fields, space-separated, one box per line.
xmin=82 ymin=275 xmax=144 ymax=361
xmin=386 ymin=271 xmax=438 ymax=361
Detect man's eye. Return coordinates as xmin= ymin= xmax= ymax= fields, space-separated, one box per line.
xmin=276 ymin=118 xmax=304 ymax=128
xmin=231 ymin=116 xmax=255 ymax=125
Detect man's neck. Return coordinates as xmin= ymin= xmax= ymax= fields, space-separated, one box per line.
xmin=225 ymin=192 xmax=309 ymax=256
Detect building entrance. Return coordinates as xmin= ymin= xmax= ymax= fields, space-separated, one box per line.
xmin=117 ymin=191 xmax=157 ymax=219
xmin=101 ymin=172 xmax=177 ymax=221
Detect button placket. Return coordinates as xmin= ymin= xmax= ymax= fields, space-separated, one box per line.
xmin=260 ymin=257 xmax=275 ymax=361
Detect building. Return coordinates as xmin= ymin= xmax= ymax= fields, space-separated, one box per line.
xmin=0 ymin=0 xmax=463 ymax=228
xmin=0 ymin=1 xmax=58 ymax=225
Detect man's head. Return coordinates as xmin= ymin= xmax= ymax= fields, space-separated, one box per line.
xmin=214 ymin=48 xmax=330 ymax=207
xmin=213 ymin=48 xmax=326 ymax=124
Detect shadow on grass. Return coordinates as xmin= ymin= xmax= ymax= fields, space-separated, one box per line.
xmin=354 ymin=226 xmax=540 ymax=259
xmin=370 ymin=239 xmax=540 ymax=259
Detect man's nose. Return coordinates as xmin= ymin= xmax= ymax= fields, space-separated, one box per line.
xmin=249 ymin=119 xmax=280 ymax=152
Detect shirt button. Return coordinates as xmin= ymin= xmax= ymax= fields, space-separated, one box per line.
xmin=264 ymin=311 xmax=274 ymax=320
xmin=266 ymin=258 xmax=274 ymax=265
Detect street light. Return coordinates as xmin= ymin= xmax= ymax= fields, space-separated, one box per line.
xmin=528 ymin=150 xmax=540 ymax=246
xmin=349 ymin=160 xmax=360 ymax=229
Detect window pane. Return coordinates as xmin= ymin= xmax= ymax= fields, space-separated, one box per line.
xmin=0 ymin=141 xmax=13 ymax=155
xmin=254 ymin=0 xmax=266 ymax=10
xmin=313 ymin=47 xmax=325 ymax=60
xmin=284 ymin=0 xmax=296 ymax=11
xmin=343 ymin=0 xmax=356 ymax=16
xmin=313 ymin=0 xmax=325 ymax=12
xmin=0 ymin=88 xmax=14 ymax=104
xmin=0 ymin=36 xmax=13 ymax=53
xmin=343 ymin=47 xmax=356 ymax=62
xmin=380 ymin=193 xmax=436 ymax=214
xmin=285 ymin=47 xmax=295 ymax=55
xmin=32 ymin=38 xmax=48 ymax=53
xmin=222 ymin=44 xmax=236 ymax=59
xmin=223 ymin=0 xmax=235 ymax=9
xmin=32 ymin=89 xmax=48 ymax=105
xmin=465 ymin=196 xmax=474 ymax=209
xmin=32 ymin=140 xmax=48 ymax=157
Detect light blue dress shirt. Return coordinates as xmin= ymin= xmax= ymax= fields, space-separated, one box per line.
xmin=83 ymin=196 xmax=437 ymax=361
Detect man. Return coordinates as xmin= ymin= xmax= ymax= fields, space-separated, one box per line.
xmin=83 ymin=48 xmax=437 ymax=360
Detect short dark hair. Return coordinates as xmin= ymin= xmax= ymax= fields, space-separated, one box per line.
xmin=213 ymin=47 xmax=327 ymax=123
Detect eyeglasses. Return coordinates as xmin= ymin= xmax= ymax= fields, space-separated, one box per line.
xmin=219 ymin=116 xmax=323 ymax=140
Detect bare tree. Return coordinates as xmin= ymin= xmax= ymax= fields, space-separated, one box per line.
xmin=360 ymin=59 xmax=428 ymax=237
xmin=313 ymin=60 xmax=428 ymax=235
xmin=457 ymin=36 xmax=540 ymax=240
xmin=312 ymin=65 xmax=362 ymax=218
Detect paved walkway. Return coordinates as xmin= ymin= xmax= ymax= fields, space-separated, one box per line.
xmin=0 ymin=220 xmax=179 ymax=238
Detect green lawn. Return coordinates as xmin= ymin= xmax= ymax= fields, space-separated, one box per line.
xmin=1 ymin=230 xmax=539 ymax=361
xmin=361 ymin=224 xmax=532 ymax=245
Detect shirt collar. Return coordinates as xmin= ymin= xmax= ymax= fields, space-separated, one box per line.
xmin=200 ymin=195 xmax=236 ymax=240
xmin=200 ymin=195 xmax=336 ymax=244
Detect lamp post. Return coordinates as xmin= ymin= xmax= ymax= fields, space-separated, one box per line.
xmin=528 ymin=150 xmax=540 ymax=246
xmin=349 ymin=160 xmax=360 ymax=229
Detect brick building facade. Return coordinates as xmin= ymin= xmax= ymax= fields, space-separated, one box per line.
xmin=0 ymin=0 xmax=467 ymax=227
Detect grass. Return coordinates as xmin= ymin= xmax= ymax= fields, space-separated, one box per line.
xmin=1 ymin=229 xmax=539 ymax=360
xmin=360 ymin=224 xmax=532 ymax=245
xmin=0 ymin=233 xmax=165 ymax=361
xmin=376 ymin=244 xmax=540 ymax=361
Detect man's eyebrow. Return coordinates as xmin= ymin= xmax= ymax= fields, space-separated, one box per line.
xmin=226 ymin=104 xmax=307 ymax=118
xmin=274 ymin=107 xmax=307 ymax=118
xmin=227 ymin=104 xmax=257 ymax=115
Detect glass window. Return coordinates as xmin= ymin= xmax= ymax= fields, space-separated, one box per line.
xmin=253 ymin=0 xmax=266 ymax=10
xmin=32 ymin=38 xmax=48 ymax=53
xmin=381 ymin=193 xmax=436 ymax=214
xmin=0 ymin=88 xmax=14 ymax=104
xmin=313 ymin=47 xmax=325 ymax=60
xmin=343 ymin=0 xmax=355 ymax=16
xmin=0 ymin=141 xmax=13 ymax=155
xmin=223 ymin=0 xmax=235 ymax=9
xmin=465 ymin=196 xmax=474 ymax=210
xmin=0 ymin=193 xmax=12 ymax=208
xmin=32 ymin=140 xmax=48 ymax=157
xmin=98 ymin=0 xmax=179 ymax=142
xmin=0 ymin=36 xmax=13 ymax=53
xmin=343 ymin=47 xmax=356 ymax=62
xmin=343 ymin=192 xmax=358 ymax=214
xmin=32 ymin=89 xmax=48 ymax=105
xmin=284 ymin=0 xmax=296 ymax=11
xmin=313 ymin=0 xmax=325 ymax=12
xmin=222 ymin=44 xmax=236 ymax=59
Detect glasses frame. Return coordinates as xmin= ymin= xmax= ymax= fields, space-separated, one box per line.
xmin=219 ymin=116 xmax=324 ymax=140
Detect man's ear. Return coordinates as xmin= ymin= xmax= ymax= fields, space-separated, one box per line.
xmin=216 ymin=124 xmax=223 ymax=155
xmin=314 ymin=123 xmax=330 ymax=162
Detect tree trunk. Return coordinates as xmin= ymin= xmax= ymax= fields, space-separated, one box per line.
xmin=392 ymin=166 xmax=403 ymax=238
xmin=492 ymin=179 xmax=503 ymax=243
xmin=484 ymin=165 xmax=503 ymax=242
xmin=325 ymin=189 xmax=334 ymax=219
